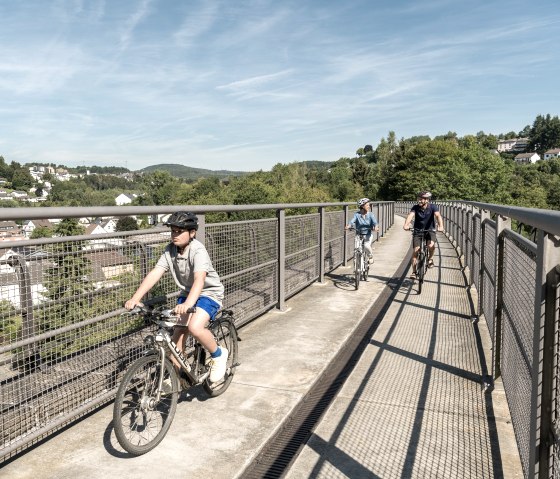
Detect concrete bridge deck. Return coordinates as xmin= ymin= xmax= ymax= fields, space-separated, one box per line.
xmin=0 ymin=216 xmax=523 ymax=478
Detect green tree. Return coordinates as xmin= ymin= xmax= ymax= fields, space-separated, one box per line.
xmin=529 ymin=114 xmax=560 ymax=155
xmin=31 ymin=226 xmax=53 ymax=239
xmin=11 ymin=168 xmax=34 ymax=190
xmin=39 ymin=219 xmax=92 ymax=359
xmin=116 ymin=216 xmax=138 ymax=232
xmin=136 ymin=171 xmax=180 ymax=206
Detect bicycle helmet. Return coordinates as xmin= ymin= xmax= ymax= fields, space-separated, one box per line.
xmin=357 ymin=197 xmax=370 ymax=208
xmin=164 ymin=211 xmax=199 ymax=230
xmin=418 ymin=191 xmax=432 ymax=199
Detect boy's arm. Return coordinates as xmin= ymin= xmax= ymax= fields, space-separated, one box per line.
xmin=125 ymin=267 xmax=166 ymax=309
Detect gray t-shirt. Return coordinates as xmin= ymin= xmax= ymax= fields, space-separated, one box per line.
xmin=155 ymin=239 xmax=224 ymax=305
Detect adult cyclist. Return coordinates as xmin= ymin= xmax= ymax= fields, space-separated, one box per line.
xmin=403 ymin=191 xmax=444 ymax=279
xmin=345 ymin=197 xmax=380 ymax=264
xmin=125 ymin=211 xmax=228 ymax=391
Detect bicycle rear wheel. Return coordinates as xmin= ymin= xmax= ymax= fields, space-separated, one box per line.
xmin=354 ymin=251 xmax=361 ymax=290
xmin=203 ymin=318 xmax=239 ymax=397
xmin=113 ymin=355 xmax=178 ymax=456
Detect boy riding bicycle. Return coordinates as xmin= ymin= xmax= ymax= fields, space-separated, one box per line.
xmin=124 ymin=211 xmax=228 ymax=390
xmin=403 ymin=191 xmax=444 ymax=278
xmin=345 ymin=198 xmax=380 ymax=264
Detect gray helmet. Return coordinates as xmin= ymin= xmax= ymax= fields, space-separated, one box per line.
xmin=357 ymin=197 xmax=370 ymax=208
xmin=418 ymin=191 xmax=432 ymax=199
xmin=164 ymin=211 xmax=198 ymax=230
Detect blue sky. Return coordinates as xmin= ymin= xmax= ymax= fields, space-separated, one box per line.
xmin=0 ymin=0 xmax=559 ymax=172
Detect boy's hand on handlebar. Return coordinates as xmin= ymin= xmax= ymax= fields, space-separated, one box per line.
xmin=403 ymin=225 xmax=411 ymax=230
xmin=174 ymin=302 xmax=195 ymax=316
xmin=125 ymin=299 xmax=143 ymax=310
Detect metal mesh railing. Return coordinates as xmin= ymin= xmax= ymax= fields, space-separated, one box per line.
xmin=481 ymin=220 xmax=497 ymax=342
xmin=421 ymin=200 xmax=560 ymax=479
xmin=0 ymin=202 xmax=394 ymax=460
xmin=472 ymin=214 xmax=482 ymax=292
xmin=551 ymin=272 xmax=560 ymax=479
xmin=206 ymin=218 xmax=278 ymax=326
xmin=501 ymin=230 xmax=538 ymax=475
xmin=0 ymin=229 xmax=171 ymax=458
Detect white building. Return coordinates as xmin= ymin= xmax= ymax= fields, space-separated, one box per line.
xmin=498 ymin=138 xmax=529 ymax=153
xmin=514 ymin=152 xmax=540 ymax=164
xmin=115 ymin=193 xmax=137 ymax=206
xmin=22 ymin=219 xmax=53 ymax=238
xmin=544 ymin=148 xmax=560 ymax=160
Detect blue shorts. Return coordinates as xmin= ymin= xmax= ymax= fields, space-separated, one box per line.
xmin=177 ymin=295 xmax=220 ymax=321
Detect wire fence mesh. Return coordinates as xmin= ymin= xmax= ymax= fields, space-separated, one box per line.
xmin=0 ymin=202 xmax=394 ymax=460
xmin=501 ymin=231 xmax=538 ymax=477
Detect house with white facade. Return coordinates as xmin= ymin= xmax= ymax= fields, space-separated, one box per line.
xmin=544 ymin=148 xmax=560 ymax=160
xmin=100 ymin=218 xmax=118 ymax=233
xmin=115 ymin=193 xmax=137 ymax=206
xmin=498 ymin=138 xmax=529 ymax=153
xmin=22 ymin=219 xmax=54 ymax=238
xmin=514 ymin=152 xmax=540 ymax=164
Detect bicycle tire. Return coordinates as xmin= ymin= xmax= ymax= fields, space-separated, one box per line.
xmin=417 ymin=251 xmax=425 ymax=293
xmin=203 ymin=318 xmax=239 ymax=397
xmin=113 ymin=355 xmax=179 ymax=456
xmin=354 ymin=251 xmax=361 ymax=290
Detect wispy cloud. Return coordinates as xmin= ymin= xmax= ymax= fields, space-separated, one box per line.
xmin=173 ymin=1 xmax=220 ymax=47
xmin=119 ymin=0 xmax=153 ymax=50
xmin=0 ymin=0 xmax=559 ymax=171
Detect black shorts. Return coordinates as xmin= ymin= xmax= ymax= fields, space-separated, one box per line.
xmin=413 ymin=230 xmax=437 ymax=248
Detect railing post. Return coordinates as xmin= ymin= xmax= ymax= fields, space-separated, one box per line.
xmin=376 ymin=203 xmax=381 ymax=240
xmin=467 ymin=206 xmax=475 ymax=285
xmin=318 ymin=206 xmax=325 ymax=283
xmin=197 ymin=213 xmax=206 ymax=245
xmin=343 ymin=205 xmax=349 ymax=266
xmin=533 ymin=230 xmax=560 ymax=478
xmin=9 ymin=254 xmax=39 ymax=372
xmin=277 ymin=209 xmax=286 ymax=311
xmin=479 ymin=209 xmax=491 ymax=318
xmin=493 ymin=214 xmax=511 ymax=379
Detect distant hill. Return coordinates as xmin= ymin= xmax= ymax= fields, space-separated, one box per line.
xmin=137 ymin=163 xmax=249 ymax=179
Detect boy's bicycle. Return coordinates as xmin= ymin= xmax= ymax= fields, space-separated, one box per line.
xmin=113 ymin=296 xmax=239 ymax=456
xmin=411 ymin=229 xmax=432 ymax=294
xmin=349 ymin=228 xmax=371 ymax=290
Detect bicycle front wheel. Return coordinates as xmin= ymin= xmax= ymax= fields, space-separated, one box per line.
xmin=417 ymin=252 xmax=425 ymax=293
xmin=354 ymin=252 xmax=361 ymax=290
xmin=204 ymin=318 xmax=239 ymax=397
xmin=113 ymin=355 xmax=178 ymax=456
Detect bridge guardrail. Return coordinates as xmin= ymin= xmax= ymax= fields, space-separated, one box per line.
xmin=397 ymin=200 xmax=560 ymax=479
xmin=0 ymin=201 xmax=394 ymax=461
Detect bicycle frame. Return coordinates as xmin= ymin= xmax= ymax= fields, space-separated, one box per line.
xmin=146 ymin=320 xmax=210 ymax=399
xmin=412 ymin=229 xmax=432 ymax=292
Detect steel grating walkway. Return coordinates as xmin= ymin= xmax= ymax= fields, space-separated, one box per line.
xmin=282 ymin=232 xmax=522 ymax=479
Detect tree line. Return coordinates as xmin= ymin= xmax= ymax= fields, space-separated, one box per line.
xmin=0 ymin=113 xmax=559 ymax=216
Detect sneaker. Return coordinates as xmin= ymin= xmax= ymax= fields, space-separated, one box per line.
xmin=208 ymin=348 xmax=229 ymax=383
xmin=368 ymin=255 xmax=374 ymax=264
xmin=161 ymin=378 xmax=173 ymax=395
xmin=410 ymin=270 xmax=417 ymax=279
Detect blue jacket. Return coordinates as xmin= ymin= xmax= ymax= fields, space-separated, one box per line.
xmin=348 ymin=211 xmax=378 ymax=236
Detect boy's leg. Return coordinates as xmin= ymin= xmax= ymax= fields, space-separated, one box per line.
xmin=187 ymin=309 xmax=216 ymax=352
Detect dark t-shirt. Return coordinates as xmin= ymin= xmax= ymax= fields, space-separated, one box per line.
xmin=410 ymin=203 xmax=439 ymax=231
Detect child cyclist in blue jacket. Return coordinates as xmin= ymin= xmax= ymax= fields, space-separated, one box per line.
xmin=345 ymin=198 xmax=380 ymax=264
